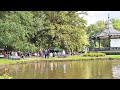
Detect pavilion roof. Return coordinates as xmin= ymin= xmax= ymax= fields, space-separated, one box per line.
xmin=96 ymin=28 xmax=120 ymax=38
xmin=93 ymin=18 xmax=120 ymax=39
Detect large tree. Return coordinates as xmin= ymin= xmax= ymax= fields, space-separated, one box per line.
xmin=0 ymin=11 xmax=38 ymax=52
xmin=0 ymin=11 xmax=89 ymax=52
xmin=32 ymin=11 xmax=89 ymax=52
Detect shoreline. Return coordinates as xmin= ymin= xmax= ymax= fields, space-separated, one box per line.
xmin=0 ymin=55 xmax=120 ymax=66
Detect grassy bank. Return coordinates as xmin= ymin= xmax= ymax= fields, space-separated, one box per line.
xmin=0 ymin=74 xmax=13 ymax=79
xmin=106 ymin=55 xmax=120 ymax=59
xmin=0 ymin=55 xmax=119 ymax=79
xmin=0 ymin=55 xmax=120 ymax=65
xmin=0 ymin=55 xmax=118 ymax=65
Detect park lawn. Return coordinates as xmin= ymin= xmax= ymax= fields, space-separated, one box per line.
xmin=105 ymin=55 xmax=120 ymax=59
xmin=0 ymin=55 xmax=120 ymax=65
xmin=0 ymin=59 xmax=16 ymax=64
xmin=0 ymin=55 xmax=109 ymax=65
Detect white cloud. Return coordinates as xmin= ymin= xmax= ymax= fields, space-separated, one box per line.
xmin=79 ymin=11 xmax=120 ymax=26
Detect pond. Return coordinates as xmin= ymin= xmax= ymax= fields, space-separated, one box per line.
xmin=0 ymin=60 xmax=120 ymax=79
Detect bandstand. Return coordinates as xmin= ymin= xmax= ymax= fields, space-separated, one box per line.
xmin=90 ymin=14 xmax=120 ymax=51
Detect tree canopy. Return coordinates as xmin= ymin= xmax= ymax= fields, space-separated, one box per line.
xmin=0 ymin=11 xmax=89 ymax=52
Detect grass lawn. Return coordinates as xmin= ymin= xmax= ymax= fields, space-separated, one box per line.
xmin=106 ymin=55 xmax=120 ymax=59
xmin=0 ymin=55 xmax=120 ymax=65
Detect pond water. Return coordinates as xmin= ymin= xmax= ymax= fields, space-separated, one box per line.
xmin=0 ymin=60 xmax=120 ymax=79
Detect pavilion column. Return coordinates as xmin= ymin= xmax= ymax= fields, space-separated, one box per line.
xmin=94 ymin=39 xmax=96 ymax=48
xmin=92 ymin=40 xmax=95 ymax=49
xmin=99 ymin=38 xmax=100 ymax=49
xmin=109 ymin=36 xmax=111 ymax=50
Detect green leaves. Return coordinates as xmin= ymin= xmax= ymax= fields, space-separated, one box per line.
xmin=112 ymin=18 xmax=120 ymax=30
xmin=0 ymin=11 xmax=35 ymax=51
xmin=88 ymin=21 xmax=105 ymax=37
xmin=33 ymin=11 xmax=89 ymax=52
xmin=0 ymin=11 xmax=88 ymax=52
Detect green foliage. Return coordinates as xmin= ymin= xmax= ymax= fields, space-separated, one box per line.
xmin=0 ymin=11 xmax=38 ymax=52
xmin=87 ymin=21 xmax=106 ymax=48
xmin=0 ymin=11 xmax=88 ymax=52
xmin=87 ymin=21 xmax=105 ymax=36
xmin=102 ymin=52 xmax=120 ymax=55
xmin=112 ymin=18 xmax=120 ymax=30
xmin=31 ymin=11 xmax=89 ymax=52
xmin=83 ymin=53 xmax=106 ymax=57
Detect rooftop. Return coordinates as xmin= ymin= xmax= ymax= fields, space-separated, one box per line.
xmin=93 ymin=14 xmax=120 ymax=39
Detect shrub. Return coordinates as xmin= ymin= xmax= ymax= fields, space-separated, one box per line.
xmin=83 ymin=53 xmax=106 ymax=57
xmin=104 ymin=52 xmax=120 ymax=55
xmin=89 ymin=51 xmax=120 ymax=55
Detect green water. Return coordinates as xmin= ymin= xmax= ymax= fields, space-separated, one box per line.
xmin=0 ymin=60 xmax=120 ymax=79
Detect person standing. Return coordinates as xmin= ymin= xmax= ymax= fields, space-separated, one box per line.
xmin=62 ymin=50 xmax=66 ymax=57
xmin=44 ymin=49 xmax=47 ymax=58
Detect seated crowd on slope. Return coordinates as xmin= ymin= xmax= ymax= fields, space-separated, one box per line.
xmin=0 ymin=48 xmax=84 ymax=59
xmin=0 ymin=49 xmax=68 ymax=59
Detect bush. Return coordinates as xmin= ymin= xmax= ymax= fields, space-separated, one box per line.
xmin=89 ymin=51 xmax=120 ymax=55
xmin=104 ymin=52 xmax=120 ymax=55
xmin=83 ymin=53 xmax=106 ymax=57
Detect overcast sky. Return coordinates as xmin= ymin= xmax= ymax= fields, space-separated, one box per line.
xmin=79 ymin=11 xmax=120 ymax=25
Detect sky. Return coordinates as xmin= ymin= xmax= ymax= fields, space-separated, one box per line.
xmin=79 ymin=11 xmax=120 ymax=26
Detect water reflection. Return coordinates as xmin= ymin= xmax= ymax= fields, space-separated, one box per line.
xmin=55 ymin=63 xmax=57 ymax=68
xmin=50 ymin=63 xmax=53 ymax=71
xmin=0 ymin=60 xmax=120 ymax=79
xmin=22 ymin=65 xmax=26 ymax=73
xmin=35 ymin=64 xmax=37 ymax=72
xmin=43 ymin=63 xmax=45 ymax=67
xmin=40 ymin=64 xmax=43 ymax=74
xmin=70 ymin=64 xmax=71 ymax=68
xmin=63 ymin=64 xmax=66 ymax=73
xmin=112 ymin=64 xmax=120 ymax=79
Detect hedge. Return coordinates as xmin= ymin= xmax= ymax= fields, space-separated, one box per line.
xmin=89 ymin=51 xmax=120 ymax=55
xmin=83 ymin=53 xmax=106 ymax=57
xmin=103 ymin=52 xmax=120 ymax=55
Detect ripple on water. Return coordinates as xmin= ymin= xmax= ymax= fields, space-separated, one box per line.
xmin=112 ymin=65 xmax=120 ymax=79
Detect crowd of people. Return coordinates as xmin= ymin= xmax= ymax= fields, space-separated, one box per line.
xmin=0 ymin=47 xmax=85 ymax=60
xmin=1 ymin=49 xmax=67 ymax=59
xmin=34 ymin=49 xmax=67 ymax=58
